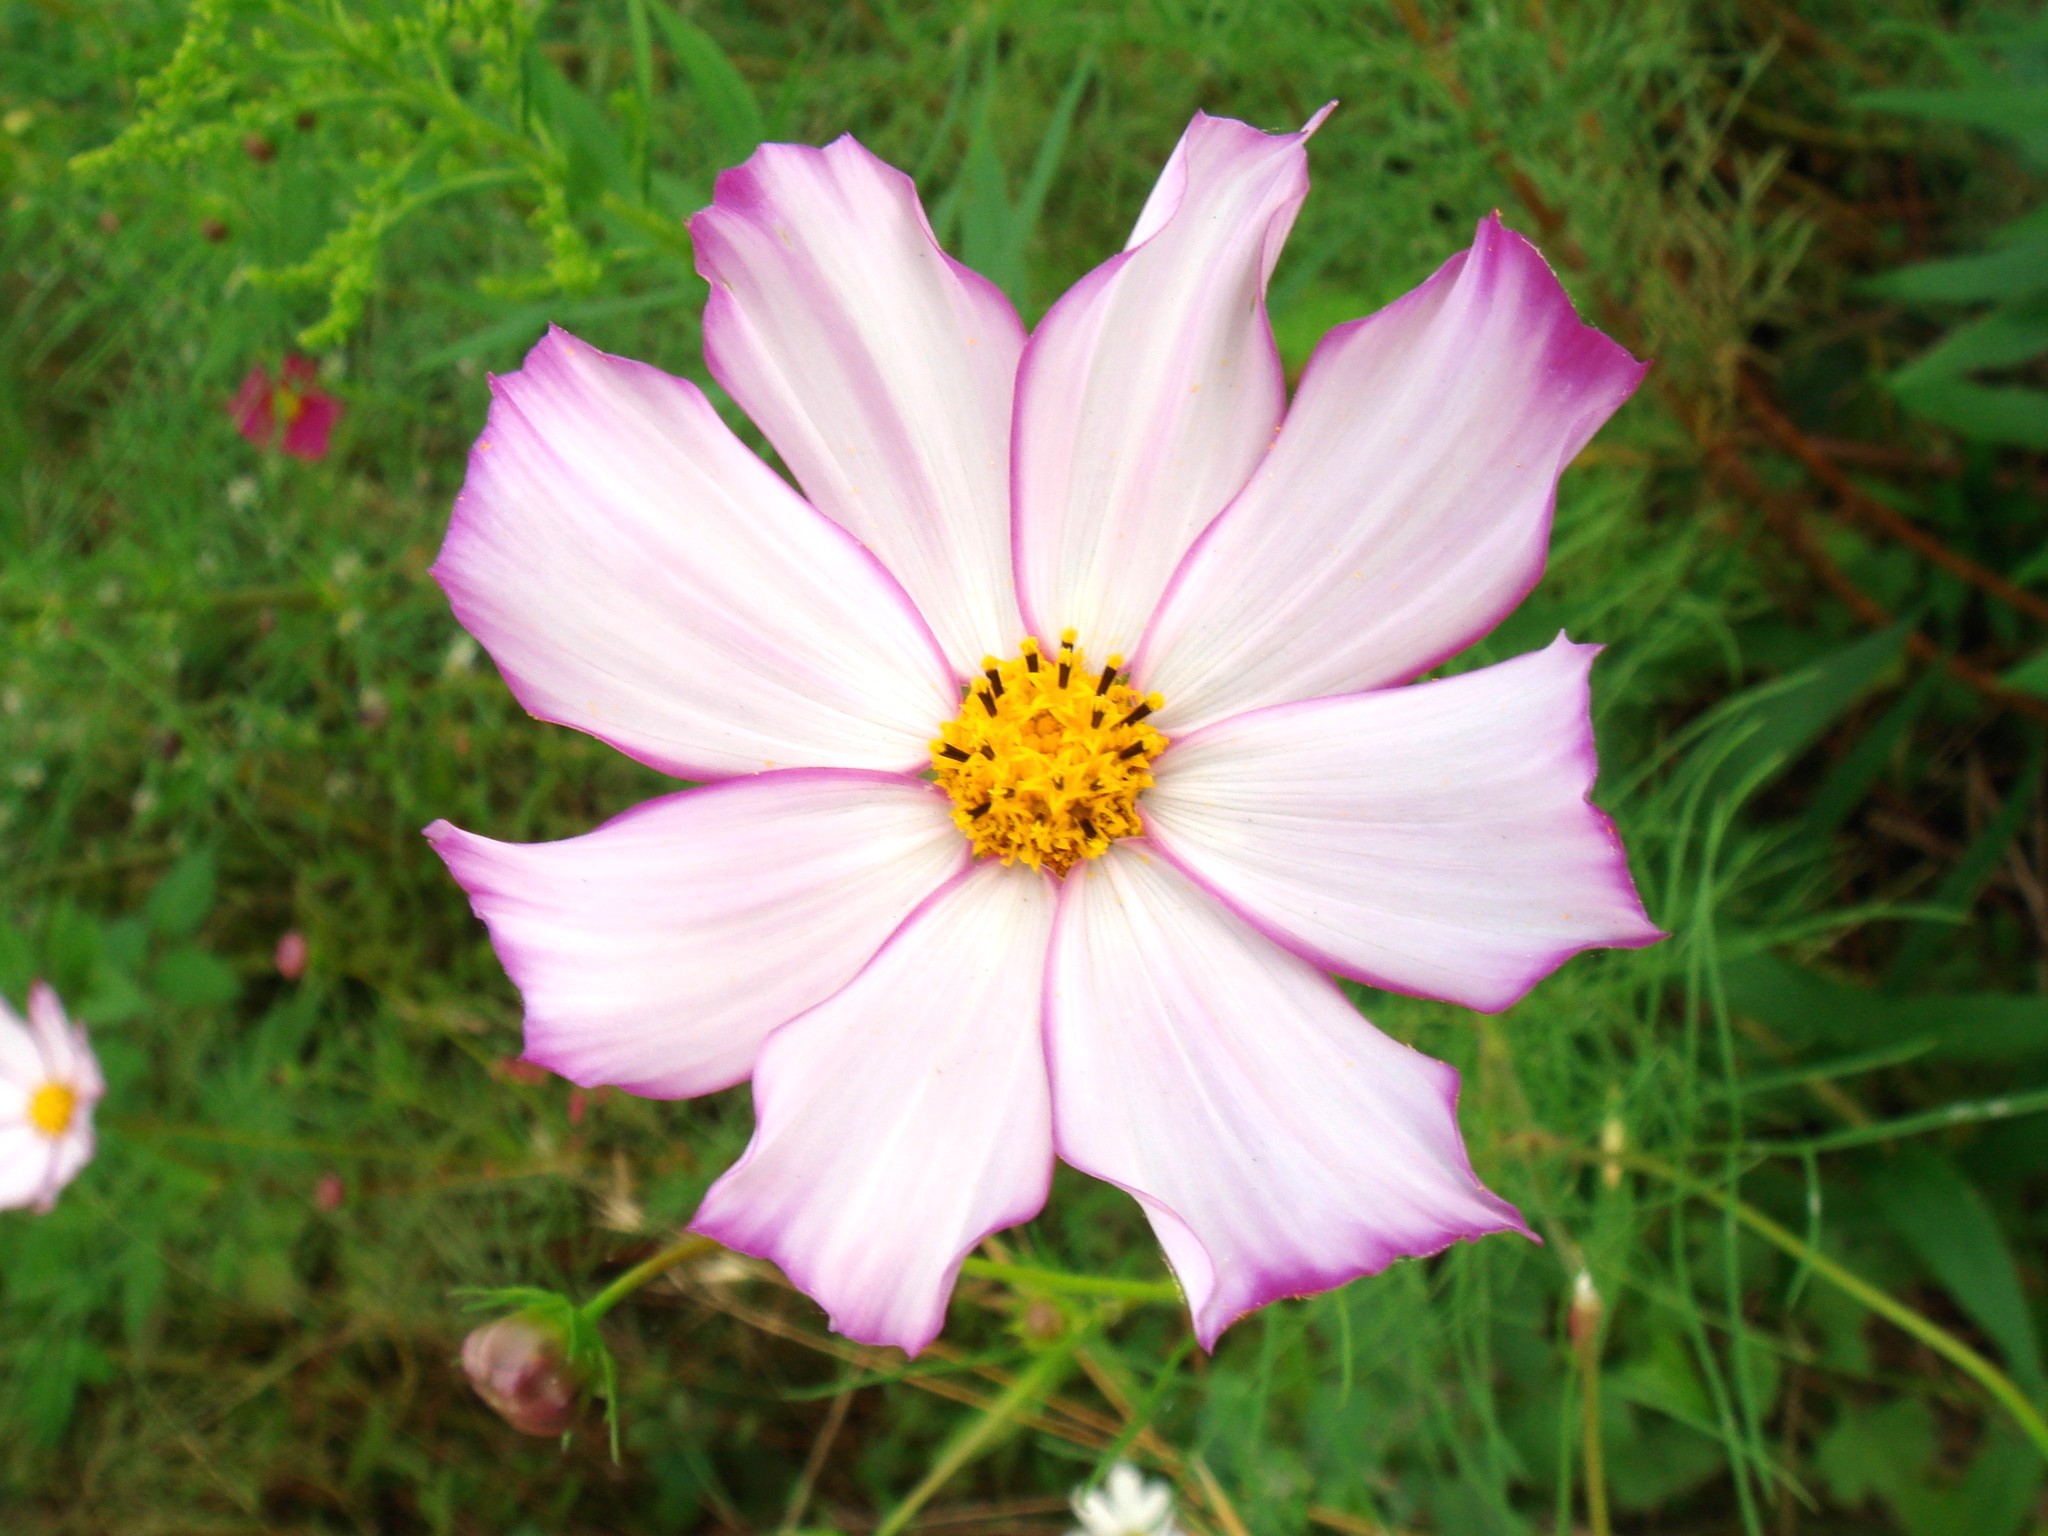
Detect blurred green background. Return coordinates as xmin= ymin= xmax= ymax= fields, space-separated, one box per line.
xmin=5 ymin=1 xmax=2048 ymax=1532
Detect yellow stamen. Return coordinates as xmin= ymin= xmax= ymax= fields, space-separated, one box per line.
xmin=28 ymin=1082 xmax=75 ymax=1138
xmin=931 ymin=631 xmax=1168 ymax=876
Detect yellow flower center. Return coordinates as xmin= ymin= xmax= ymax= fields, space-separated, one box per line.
xmin=28 ymin=1082 xmax=75 ymax=1138
xmin=931 ymin=631 xmax=1168 ymax=876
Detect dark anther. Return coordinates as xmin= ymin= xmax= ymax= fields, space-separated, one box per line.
xmin=985 ymin=668 xmax=1004 ymax=699
xmin=1120 ymin=702 xmax=1155 ymax=727
xmin=1024 ymin=650 xmax=1039 ymax=673
xmin=939 ymin=744 xmax=970 ymax=761
xmin=978 ymin=689 xmax=998 ymax=717
xmin=1090 ymin=708 xmax=1103 ymax=729
xmin=1096 ymin=664 xmax=1117 ymax=695
xmin=980 ymin=744 xmax=996 ymax=760
xmin=967 ymin=800 xmax=992 ymax=819
xmin=1117 ymin=742 xmax=1148 ymax=760
xmin=1079 ymin=816 xmax=1099 ymax=840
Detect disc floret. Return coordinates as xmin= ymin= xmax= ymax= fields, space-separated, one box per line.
xmin=931 ymin=632 xmax=1168 ymax=876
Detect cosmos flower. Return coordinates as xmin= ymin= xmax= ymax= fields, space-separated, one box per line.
xmin=229 ymin=354 xmax=341 ymax=461
xmin=1071 ymin=1463 xmax=1182 ymax=1536
xmin=427 ymin=109 xmax=1660 ymax=1353
xmin=0 ymin=983 xmax=103 ymax=1213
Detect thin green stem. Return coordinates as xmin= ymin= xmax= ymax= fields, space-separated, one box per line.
xmin=872 ymin=1335 xmax=1082 ymax=1536
xmin=1620 ymin=1151 xmax=2048 ymax=1461
xmin=582 ymin=1235 xmax=718 ymax=1322
xmin=958 ymin=1257 xmax=1183 ymax=1304
xmin=1573 ymin=1279 xmax=1611 ymax=1536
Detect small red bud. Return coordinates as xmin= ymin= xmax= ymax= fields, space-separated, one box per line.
xmin=201 ymin=217 xmax=229 ymax=243
xmin=1569 ymin=1269 xmax=1603 ymax=1351
xmin=295 ymin=110 xmax=317 ymax=132
xmin=243 ymin=133 xmax=276 ymax=163
xmin=315 ymin=1171 xmax=345 ymax=1211
xmin=496 ymin=1056 xmax=551 ymax=1086
xmin=461 ymin=1315 xmax=579 ymax=1437
xmin=275 ymin=930 xmax=309 ymax=981
xmin=1021 ymin=1296 xmax=1065 ymax=1343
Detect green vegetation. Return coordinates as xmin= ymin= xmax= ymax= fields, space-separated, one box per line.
xmin=5 ymin=2 xmax=2048 ymax=1531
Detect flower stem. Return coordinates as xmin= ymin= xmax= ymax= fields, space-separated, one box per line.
xmin=1617 ymin=1150 xmax=2048 ymax=1461
xmin=958 ymin=1256 xmax=1182 ymax=1304
xmin=871 ymin=1333 xmax=1082 ymax=1536
xmin=582 ymin=1234 xmax=718 ymax=1322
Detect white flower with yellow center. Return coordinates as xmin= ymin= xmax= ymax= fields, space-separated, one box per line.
xmin=427 ymin=109 xmax=1661 ymax=1354
xmin=1071 ymin=1463 xmax=1182 ymax=1536
xmin=0 ymin=982 xmax=102 ymax=1213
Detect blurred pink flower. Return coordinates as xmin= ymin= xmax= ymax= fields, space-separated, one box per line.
xmin=274 ymin=929 xmax=309 ymax=981
xmin=315 ymin=1171 xmax=345 ymax=1211
xmin=428 ymin=110 xmax=1659 ymax=1354
xmin=230 ymin=355 xmax=340 ymax=461
xmin=0 ymin=983 xmax=103 ymax=1213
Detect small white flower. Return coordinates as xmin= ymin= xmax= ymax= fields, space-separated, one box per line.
xmin=1071 ymin=1463 xmax=1181 ymax=1536
xmin=0 ymin=983 xmax=103 ymax=1213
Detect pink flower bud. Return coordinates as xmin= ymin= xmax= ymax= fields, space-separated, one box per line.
xmin=461 ymin=1315 xmax=579 ymax=1437
xmin=315 ymin=1171 xmax=344 ymax=1211
xmin=275 ymin=930 xmax=308 ymax=981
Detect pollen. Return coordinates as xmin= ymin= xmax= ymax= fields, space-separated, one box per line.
xmin=27 ymin=1082 xmax=75 ymax=1138
xmin=931 ymin=632 xmax=1168 ymax=877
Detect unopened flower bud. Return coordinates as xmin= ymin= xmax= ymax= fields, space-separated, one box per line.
xmin=461 ymin=1314 xmax=579 ymax=1437
xmin=243 ymin=132 xmax=275 ymax=163
xmin=315 ymin=1170 xmax=344 ymax=1211
xmin=275 ymin=930 xmax=308 ymax=981
xmin=1569 ymin=1269 xmax=1603 ymax=1351
xmin=1600 ymin=1111 xmax=1626 ymax=1190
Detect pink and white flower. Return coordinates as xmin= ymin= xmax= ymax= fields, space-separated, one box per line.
xmin=427 ymin=109 xmax=1661 ymax=1354
xmin=229 ymin=354 xmax=341 ymax=461
xmin=0 ymin=983 xmax=103 ymax=1213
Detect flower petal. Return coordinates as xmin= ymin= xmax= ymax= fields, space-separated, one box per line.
xmin=1047 ymin=846 xmax=1530 ymax=1349
xmin=691 ymin=861 xmax=1054 ymax=1354
xmin=0 ymin=997 xmax=40 ymax=1091
xmin=27 ymin=982 xmax=98 ymax=1096
xmin=1011 ymin=109 xmax=1329 ymax=658
xmin=1143 ymin=637 xmax=1662 ymax=1014
xmin=691 ymin=138 xmax=1026 ymax=673
xmin=426 ymin=770 xmax=967 ymax=1100
xmin=0 ymin=1127 xmax=54 ymax=1212
xmin=282 ymin=392 xmax=340 ymax=461
xmin=229 ymin=365 xmax=273 ymax=446
xmin=1136 ymin=216 xmax=1645 ymax=731
xmin=434 ymin=327 xmax=956 ymax=781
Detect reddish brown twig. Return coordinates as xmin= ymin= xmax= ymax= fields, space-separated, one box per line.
xmin=1739 ymin=372 xmax=2048 ymax=627
xmin=1707 ymin=442 xmax=2048 ymax=723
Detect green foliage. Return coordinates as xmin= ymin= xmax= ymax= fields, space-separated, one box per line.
xmin=4 ymin=1 xmax=2048 ymax=1533
xmin=1863 ymin=16 xmax=2048 ymax=448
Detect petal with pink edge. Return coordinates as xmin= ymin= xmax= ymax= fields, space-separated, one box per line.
xmin=0 ymin=996 xmax=41 ymax=1091
xmin=1136 ymin=216 xmax=1645 ymax=732
xmin=1144 ymin=637 xmax=1663 ymax=1014
xmin=691 ymin=861 xmax=1055 ymax=1354
xmin=0 ymin=1127 xmax=54 ymax=1211
xmin=433 ymin=327 xmax=955 ymax=781
xmin=1011 ymin=109 xmax=1330 ymax=658
xmin=692 ymin=138 xmax=1026 ymax=673
xmin=27 ymin=982 xmax=99 ymax=1096
xmin=1047 ymin=845 xmax=1531 ymax=1349
xmin=426 ymin=771 xmax=967 ymax=1100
